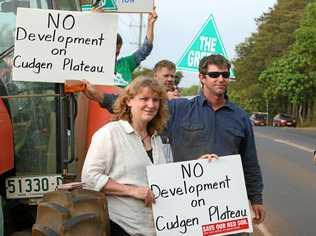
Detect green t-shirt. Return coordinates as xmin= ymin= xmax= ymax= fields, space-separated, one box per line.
xmin=114 ymin=54 xmax=138 ymax=87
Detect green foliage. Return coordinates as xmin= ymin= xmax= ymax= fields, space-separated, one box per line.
xmin=259 ymin=54 xmax=313 ymax=104
xmin=230 ymin=0 xmax=316 ymax=123
xmin=181 ymin=85 xmax=199 ymax=96
xmin=175 ymin=71 xmax=184 ymax=86
xmin=258 ymin=2 xmax=316 ymax=122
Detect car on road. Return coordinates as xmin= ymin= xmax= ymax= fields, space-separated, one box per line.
xmin=313 ymin=150 xmax=316 ymax=165
xmin=250 ymin=112 xmax=267 ymax=126
xmin=272 ymin=113 xmax=297 ymax=127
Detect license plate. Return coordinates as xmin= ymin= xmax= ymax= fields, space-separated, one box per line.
xmin=5 ymin=175 xmax=63 ymax=199
xmin=287 ymin=122 xmax=292 ymax=125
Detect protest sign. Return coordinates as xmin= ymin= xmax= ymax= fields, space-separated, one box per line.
xmin=81 ymin=0 xmax=154 ymax=13
xmin=13 ymin=8 xmax=118 ymax=85
xmin=147 ymin=155 xmax=253 ymax=236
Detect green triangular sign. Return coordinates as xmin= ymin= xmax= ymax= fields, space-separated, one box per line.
xmin=177 ymin=15 xmax=235 ymax=78
xmin=103 ymin=0 xmax=117 ymax=11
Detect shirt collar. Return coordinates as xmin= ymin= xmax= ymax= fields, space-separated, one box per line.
xmin=118 ymin=120 xmax=158 ymax=136
xmin=119 ymin=120 xmax=134 ymax=134
xmin=198 ymin=91 xmax=235 ymax=111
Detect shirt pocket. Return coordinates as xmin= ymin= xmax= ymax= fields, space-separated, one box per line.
xmin=224 ymin=127 xmax=245 ymax=149
xmin=180 ymin=122 xmax=208 ymax=145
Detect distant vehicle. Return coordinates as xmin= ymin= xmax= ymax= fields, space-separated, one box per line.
xmin=250 ymin=112 xmax=267 ymax=126
xmin=313 ymin=150 xmax=316 ymax=165
xmin=272 ymin=113 xmax=297 ymax=127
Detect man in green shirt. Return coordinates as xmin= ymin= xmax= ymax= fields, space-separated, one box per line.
xmin=114 ymin=8 xmax=157 ymax=87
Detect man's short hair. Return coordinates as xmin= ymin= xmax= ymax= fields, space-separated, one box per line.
xmin=116 ymin=33 xmax=123 ymax=46
xmin=199 ymin=54 xmax=231 ymax=75
xmin=153 ymin=60 xmax=176 ymax=73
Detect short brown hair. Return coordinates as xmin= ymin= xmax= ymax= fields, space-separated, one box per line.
xmin=113 ymin=77 xmax=169 ymax=134
xmin=153 ymin=60 xmax=176 ymax=73
xmin=116 ymin=33 xmax=123 ymax=46
xmin=199 ymin=54 xmax=231 ymax=75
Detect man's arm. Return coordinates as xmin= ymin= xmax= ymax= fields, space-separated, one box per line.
xmin=132 ymin=8 xmax=157 ymax=65
xmin=99 ymin=93 xmax=117 ymax=113
xmin=83 ymin=81 xmax=118 ymax=112
xmin=145 ymin=7 xmax=157 ymax=45
xmin=83 ymin=80 xmax=104 ymax=103
xmin=240 ymin=117 xmax=265 ymax=224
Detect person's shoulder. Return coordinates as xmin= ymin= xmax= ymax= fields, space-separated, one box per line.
xmin=169 ymin=96 xmax=202 ymax=115
xmin=117 ymin=54 xmax=136 ymax=64
xmin=93 ymin=121 xmax=121 ymax=137
xmin=169 ymin=96 xmax=198 ymax=106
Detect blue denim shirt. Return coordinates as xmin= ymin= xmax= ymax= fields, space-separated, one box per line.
xmin=100 ymin=93 xmax=263 ymax=204
xmin=167 ymin=93 xmax=263 ymax=204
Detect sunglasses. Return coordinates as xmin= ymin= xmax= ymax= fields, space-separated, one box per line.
xmin=206 ymin=71 xmax=230 ymax=79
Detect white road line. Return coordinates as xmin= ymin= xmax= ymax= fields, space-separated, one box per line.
xmin=255 ymin=133 xmax=314 ymax=153
xmin=256 ymin=223 xmax=273 ymax=236
xmin=273 ymin=139 xmax=314 ymax=153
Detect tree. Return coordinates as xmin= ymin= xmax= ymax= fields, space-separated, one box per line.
xmin=175 ymin=71 xmax=184 ymax=86
xmin=181 ymin=85 xmax=199 ymax=96
xmin=259 ymin=2 xmax=316 ymax=124
xmin=230 ymin=0 xmax=313 ymax=119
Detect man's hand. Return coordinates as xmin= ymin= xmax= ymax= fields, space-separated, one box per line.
xmin=82 ymin=80 xmax=104 ymax=103
xmin=252 ymin=204 xmax=266 ymax=224
xmin=91 ymin=6 xmax=104 ymax=13
xmin=198 ymin=153 xmax=219 ymax=161
xmin=148 ymin=7 xmax=158 ymax=25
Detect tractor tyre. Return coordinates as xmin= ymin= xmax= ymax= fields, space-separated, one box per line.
xmin=32 ymin=189 xmax=109 ymax=236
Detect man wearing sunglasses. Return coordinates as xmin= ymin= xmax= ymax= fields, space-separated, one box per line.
xmin=83 ymin=54 xmax=265 ymax=227
xmin=166 ymin=54 xmax=265 ymax=227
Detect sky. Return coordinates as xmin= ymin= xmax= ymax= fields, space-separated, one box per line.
xmin=119 ymin=0 xmax=277 ymax=87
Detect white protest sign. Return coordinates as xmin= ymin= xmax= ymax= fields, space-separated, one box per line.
xmin=147 ymin=155 xmax=253 ymax=236
xmin=13 ymin=8 xmax=118 ymax=85
xmin=81 ymin=0 xmax=154 ymax=13
xmin=116 ymin=0 xmax=153 ymax=13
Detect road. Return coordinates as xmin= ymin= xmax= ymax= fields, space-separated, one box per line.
xmin=253 ymin=126 xmax=316 ymax=236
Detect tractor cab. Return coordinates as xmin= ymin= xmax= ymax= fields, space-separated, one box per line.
xmin=0 ymin=1 xmax=88 ymax=234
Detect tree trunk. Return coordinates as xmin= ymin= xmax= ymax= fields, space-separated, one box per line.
xmin=298 ymin=104 xmax=304 ymax=124
xmin=309 ymin=99 xmax=314 ymax=122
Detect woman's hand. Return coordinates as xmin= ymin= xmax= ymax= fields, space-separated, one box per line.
xmin=131 ymin=186 xmax=156 ymax=207
xmin=199 ymin=153 xmax=219 ymax=161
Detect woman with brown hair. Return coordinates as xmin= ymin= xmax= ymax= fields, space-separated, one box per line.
xmin=81 ymin=77 xmax=168 ymax=236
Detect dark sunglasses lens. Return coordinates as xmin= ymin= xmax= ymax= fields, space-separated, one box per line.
xmin=207 ymin=72 xmax=220 ymax=78
xmin=207 ymin=72 xmax=230 ymax=78
xmin=222 ymin=72 xmax=230 ymax=78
